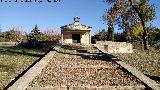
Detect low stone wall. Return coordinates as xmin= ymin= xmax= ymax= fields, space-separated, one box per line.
xmin=96 ymin=41 xmax=133 ymax=53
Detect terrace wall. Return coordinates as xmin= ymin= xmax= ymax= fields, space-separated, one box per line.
xmin=96 ymin=41 xmax=133 ymax=53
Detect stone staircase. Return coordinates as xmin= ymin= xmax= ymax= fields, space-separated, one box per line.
xmin=27 ymin=44 xmax=146 ymax=90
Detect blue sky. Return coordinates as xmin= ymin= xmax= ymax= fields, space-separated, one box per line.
xmin=0 ymin=0 xmax=160 ymax=35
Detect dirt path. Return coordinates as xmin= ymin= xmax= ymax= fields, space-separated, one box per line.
xmin=27 ymin=44 xmax=144 ymax=90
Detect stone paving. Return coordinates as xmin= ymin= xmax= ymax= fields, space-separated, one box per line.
xmin=27 ymin=44 xmax=144 ymax=90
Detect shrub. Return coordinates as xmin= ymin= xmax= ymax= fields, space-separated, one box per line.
xmin=153 ymin=40 xmax=160 ymax=50
xmin=94 ymin=29 xmax=107 ymax=41
xmin=18 ymin=26 xmax=60 ymax=50
xmin=0 ymin=28 xmax=23 ymax=42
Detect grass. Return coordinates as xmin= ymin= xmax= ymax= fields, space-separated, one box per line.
xmin=113 ymin=49 xmax=160 ymax=83
xmin=0 ymin=45 xmax=46 ymax=89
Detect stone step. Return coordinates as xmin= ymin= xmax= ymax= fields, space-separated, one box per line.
xmin=27 ymin=85 xmax=145 ymax=90
xmin=86 ymin=47 xmax=102 ymax=54
xmin=52 ymin=56 xmax=118 ymax=68
xmin=26 ymin=44 xmax=146 ymax=90
xmin=87 ymin=50 xmax=101 ymax=54
xmin=29 ymin=67 xmax=142 ymax=87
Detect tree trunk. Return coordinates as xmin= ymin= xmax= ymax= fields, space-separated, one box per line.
xmin=126 ymin=29 xmax=132 ymax=43
xmin=107 ymin=26 xmax=114 ymax=41
xmin=141 ymin=21 xmax=149 ymax=50
xmin=128 ymin=0 xmax=149 ymax=50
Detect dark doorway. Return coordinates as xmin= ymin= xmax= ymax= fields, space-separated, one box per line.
xmin=72 ymin=34 xmax=81 ymax=43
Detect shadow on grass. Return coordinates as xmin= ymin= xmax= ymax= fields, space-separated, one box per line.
xmin=145 ymin=74 xmax=160 ymax=82
xmin=0 ymin=41 xmax=57 ymax=57
xmin=3 ymin=42 xmax=57 ymax=90
xmin=3 ymin=51 xmax=49 ymax=90
xmin=0 ymin=41 xmax=58 ymax=89
xmin=0 ymin=47 xmax=43 ymax=57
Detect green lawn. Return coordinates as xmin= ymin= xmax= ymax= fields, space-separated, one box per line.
xmin=114 ymin=49 xmax=160 ymax=83
xmin=0 ymin=45 xmax=45 ymax=89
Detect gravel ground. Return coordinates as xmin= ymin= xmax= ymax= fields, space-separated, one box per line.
xmin=27 ymin=44 xmax=143 ymax=89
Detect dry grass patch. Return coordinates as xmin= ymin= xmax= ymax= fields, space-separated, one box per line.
xmin=114 ymin=49 xmax=160 ymax=83
xmin=0 ymin=46 xmax=45 ymax=89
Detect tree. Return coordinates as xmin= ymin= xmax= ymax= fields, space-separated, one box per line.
xmin=131 ymin=23 xmax=143 ymax=40
xmin=28 ymin=25 xmax=43 ymax=41
xmin=128 ymin=0 xmax=156 ymax=50
xmin=147 ymin=27 xmax=160 ymax=46
xmin=119 ymin=6 xmax=138 ymax=43
xmin=43 ymin=28 xmax=60 ymax=41
xmin=102 ymin=6 xmax=116 ymax=41
xmin=153 ymin=28 xmax=160 ymax=41
xmin=103 ymin=0 xmax=125 ymax=41
xmin=4 ymin=28 xmax=22 ymax=42
xmin=95 ymin=29 xmax=107 ymax=41
xmin=107 ymin=8 xmax=115 ymax=41
xmin=104 ymin=0 xmax=156 ymax=50
xmin=114 ymin=32 xmax=126 ymax=42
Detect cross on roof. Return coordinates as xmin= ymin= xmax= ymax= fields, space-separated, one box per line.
xmin=74 ymin=16 xmax=80 ymax=22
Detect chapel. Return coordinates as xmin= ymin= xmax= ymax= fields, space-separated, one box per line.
xmin=61 ymin=16 xmax=92 ymax=44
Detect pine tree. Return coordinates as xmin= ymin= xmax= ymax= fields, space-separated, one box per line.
xmin=28 ymin=25 xmax=42 ymax=41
